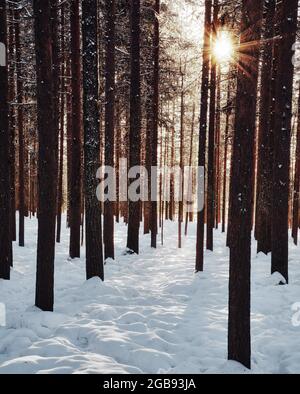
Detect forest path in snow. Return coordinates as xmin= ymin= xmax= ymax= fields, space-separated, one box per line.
xmin=0 ymin=217 xmax=300 ymax=373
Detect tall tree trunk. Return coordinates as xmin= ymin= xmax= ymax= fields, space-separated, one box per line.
xmin=255 ymin=0 xmax=276 ymax=254
xmin=271 ymin=0 xmax=298 ymax=283
xmin=15 ymin=7 xmax=25 ymax=247
xmin=144 ymin=105 xmax=152 ymax=234
xmin=161 ymin=128 xmax=169 ymax=244
xmin=127 ymin=0 xmax=141 ymax=254
xmin=206 ymin=0 xmax=218 ymax=251
xmin=56 ymin=2 xmax=65 ymax=244
xmin=150 ymin=0 xmax=160 ymax=249
xmin=292 ymin=84 xmax=300 ymax=245
xmin=185 ymin=104 xmax=195 ymax=236
xmin=104 ymin=0 xmax=115 ymax=260
xmin=0 ymin=0 xmax=11 ymax=280
xmin=159 ymin=112 xmax=163 ymax=230
xmin=178 ymin=67 xmax=185 ymax=249
xmin=215 ymin=69 xmax=221 ymax=229
xmin=222 ymin=76 xmax=231 ymax=234
xmin=196 ymin=0 xmax=211 ymax=272
xmin=69 ymin=0 xmax=82 ymax=259
xmin=8 ymin=7 xmax=16 ymax=243
xmin=82 ymin=0 xmax=104 ymax=280
xmin=34 ymin=0 xmax=57 ymax=311
xmin=228 ymin=0 xmax=262 ymax=369
xmin=66 ymin=56 xmax=72 ymax=227
xmin=169 ymin=103 xmax=176 ymax=221
xmin=51 ymin=0 xmax=59 ymax=161
xmin=115 ymin=100 xmax=121 ymax=224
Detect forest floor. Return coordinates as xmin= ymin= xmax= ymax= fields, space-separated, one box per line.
xmin=0 ymin=216 xmax=300 ymax=374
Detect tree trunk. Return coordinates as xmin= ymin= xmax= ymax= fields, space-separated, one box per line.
xmin=228 ymin=0 xmax=262 ymax=369
xmin=169 ymin=103 xmax=176 ymax=221
xmin=222 ymin=76 xmax=231 ymax=234
xmin=271 ymin=0 xmax=298 ymax=283
xmin=66 ymin=56 xmax=72 ymax=228
xmin=255 ymin=0 xmax=276 ymax=254
xmin=115 ymin=100 xmax=121 ymax=224
xmin=150 ymin=0 xmax=160 ymax=249
xmin=196 ymin=0 xmax=211 ymax=272
xmin=0 ymin=0 xmax=11 ymax=280
xmin=56 ymin=2 xmax=65 ymax=244
xmin=292 ymin=85 xmax=300 ymax=245
xmin=215 ymin=69 xmax=221 ymax=229
xmin=104 ymin=0 xmax=115 ymax=260
xmin=8 ymin=7 xmax=16 ymax=243
xmin=161 ymin=127 xmax=169 ymax=244
xmin=82 ymin=0 xmax=104 ymax=280
xmin=34 ymin=0 xmax=57 ymax=311
xmin=127 ymin=0 xmax=141 ymax=254
xmin=69 ymin=0 xmax=82 ymax=259
xmin=178 ymin=67 xmax=185 ymax=249
xmin=15 ymin=8 xmax=25 ymax=247
xmin=185 ymin=104 xmax=195 ymax=236
xmin=51 ymin=0 xmax=59 ymax=162
xmin=206 ymin=0 xmax=218 ymax=251
xmin=144 ymin=106 xmax=152 ymax=234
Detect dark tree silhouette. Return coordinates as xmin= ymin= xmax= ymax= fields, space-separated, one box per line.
xmin=0 ymin=0 xmax=11 ymax=280
xmin=104 ymin=0 xmax=116 ymax=260
xmin=196 ymin=0 xmax=211 ymax=272
xmin=206 ymin=0 xmax=218 ymax=251
xmin=15 ymin=5 xmax=25 ymax=247
xmin=150 ymin=0 xmax=160 ymax=249
xmin=292 ymin=84 xmax=300 ymax=245
xmin=228 ymin=0 xmax=263 ymax=369
xmin=69 ymin=0 xmax=82 ymax=259
xmin=127 ymin=0 xmax=141 ymax=254
xmin=82 ymin=0 xmax=104 ymax=280
xmin=34 ymin=0 xmax=57 ymax=311
xmin=271 ymin=0 xmax=298 ymax=284
xmin=255 ymin=0 xmax=276 ymax=255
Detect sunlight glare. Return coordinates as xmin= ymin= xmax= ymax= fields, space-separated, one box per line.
xmin=213 ymin=31 xmax=234 ymax=63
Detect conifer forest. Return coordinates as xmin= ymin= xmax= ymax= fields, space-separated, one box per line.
xmin=1 ymin=0 xmax=300 ymax=376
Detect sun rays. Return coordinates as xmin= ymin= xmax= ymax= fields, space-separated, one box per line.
xmin=212 ymin=30 xmax=234 ymax=63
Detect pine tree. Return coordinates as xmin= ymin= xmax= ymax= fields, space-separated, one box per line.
xmin=178 ymin=64 xmax=185 ymax=249
xmin=228 ymin=0 xmax=263 ymax=369
xmin=69 ymin=0 xmax=82 ymax=259
xmin=104 ymin=0 xmax=116 ymax=260
xmin=0 ymin=0 xmax=11 ymax=280
xmin=56 ymin=2 xmax=66 ymax=244
xmin=34 ymin=0 xmax=57 ymax=311
xmin=255 ymin=0 xmax=276 ymax=254
xmin=82 ymin=0 xmax=104 ymax=280
xmin=196 ymin=0 xmax=211 ymax=272
xmin=8 ymin=4 xmax=16 ymax=245
xmin=292 ymin=84 xmax=300 ymax=245
xmin=127 ymin=0 xmax=141 ymax=254
xmin=271 ymin=0 xmax=298 ymax=283
xmin=15 ymin=4 xmax=25 ymax=247
xmin=221 ymin=73 xmax=232 ymax=234
xmin=150 ymin=0 xmax=160 ymax=249
xmin=206 ymin=0 xmax=218 ymax=251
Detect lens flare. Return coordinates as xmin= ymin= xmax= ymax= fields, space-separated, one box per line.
xmin=213 ymin=31 xmax=234 ymax=63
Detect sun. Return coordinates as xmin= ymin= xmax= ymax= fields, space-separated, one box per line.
xmin=213 ymin=31 xmax=234 ymax=63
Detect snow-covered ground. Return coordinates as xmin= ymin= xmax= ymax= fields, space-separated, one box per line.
xmin=0 ymin=216 xmax=300 ymax=374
